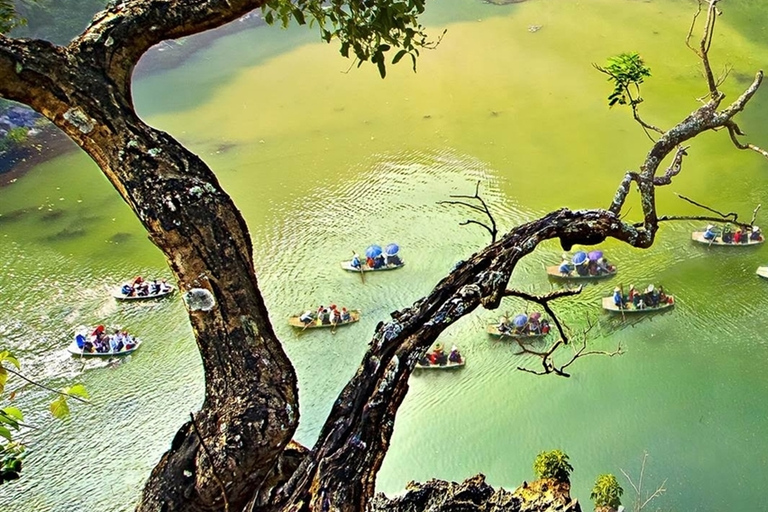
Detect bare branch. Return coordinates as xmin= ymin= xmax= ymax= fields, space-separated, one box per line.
xmin=726 ymin=121 xmax=768 ymax=159
xmin=5 ymin=366 xmax=90 ymax=404
xmin=437 ymin=181 xmax=498 ymax=242
xmin=675 ymin=194 xmax=741 ymax=221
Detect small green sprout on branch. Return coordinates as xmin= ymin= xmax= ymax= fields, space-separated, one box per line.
xmin=595 ymin=52 xmax=652 ymax=108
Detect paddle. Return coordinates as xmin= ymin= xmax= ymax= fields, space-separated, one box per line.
xmin=352 ymin=251 xmax=365 ymax=284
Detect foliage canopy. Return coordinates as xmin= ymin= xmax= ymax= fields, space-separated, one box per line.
xmin=533 ymin=449 xmax=574 ymax=483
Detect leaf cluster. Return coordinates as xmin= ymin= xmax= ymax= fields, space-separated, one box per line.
xmin=0 ymin=0 xmax=25 ymax=34
xmin=595 ymin=52 xmax=652 ymax=107
xmin=532 ymin=449 xmax=574 ymax=482
xmin=0 ymin=349 xmax=89 ymax=484
xmin=261 ymin=0 xmax=441 ymax=78
xmin=591 ymin=473 xmax=624 ymax=508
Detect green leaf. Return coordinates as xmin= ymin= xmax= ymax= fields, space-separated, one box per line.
xmin=292 ymin=8 xmax=305 ymax=25
xmin=50 ymin=397 xmax=70 ymax=419
xmin=0 ymin=367 xmax=7 ymax=395
xmin=0 ymin=426 xmax=12 ymax=442
xmin=376 ymin=58 xmax=386 ymax=79
xmin=2 ymin=407 xmax=22 ymax=421
xmin=64 ymin=384 xmax=89 ymax=400
xmin=392 ymin=49 xmax=407 ymax=64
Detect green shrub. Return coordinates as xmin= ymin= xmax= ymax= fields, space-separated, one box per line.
xmin=590 ymin=473 xmax=623 ymax=509
xmin=533 ymin=449 xmax=573 ymax=482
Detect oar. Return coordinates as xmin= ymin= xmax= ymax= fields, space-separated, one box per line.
xmin=352 ymin=251 xmax=365 ymax=284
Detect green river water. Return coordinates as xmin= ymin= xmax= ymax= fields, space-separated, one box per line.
xmin=2 ymin=0 xmax=768 ymax=510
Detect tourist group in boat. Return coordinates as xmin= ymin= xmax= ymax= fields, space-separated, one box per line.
xmin=71 ymin=325 xmax=139 ymax=356
xmin=294 ymin=305 xmax=356 ymax=327
xmin=696 ymin=224 xmax=763 ymax=245
xmin=116 ymin=276 xmax=174 ymax=299
xmin=491 ymin=312 xmax=551 ymax=337
xmin=416 ymin=343 xmax=463 ymax=369
xmin=554 ymin=250 xmax=616 ymax=278
xmin=343 ymin=243 xmax=404 ymax=272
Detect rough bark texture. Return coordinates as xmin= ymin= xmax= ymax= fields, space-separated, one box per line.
xmin=0 ymin=1 xmax=763 ymax=511
xmin=370 ymin=475 xmax=580 ymax=512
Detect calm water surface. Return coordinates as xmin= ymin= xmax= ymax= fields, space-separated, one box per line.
xmin=2 ymin=0 xmax=768 ymax=510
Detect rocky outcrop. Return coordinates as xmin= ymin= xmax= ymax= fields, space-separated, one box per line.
xmin=370 ymin=474 xmax=581 ymax=512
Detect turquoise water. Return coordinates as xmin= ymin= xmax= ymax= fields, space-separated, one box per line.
xmin=2 ymin=1 xmax=768 ymax=510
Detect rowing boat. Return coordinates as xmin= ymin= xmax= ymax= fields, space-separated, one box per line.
xmin=288 ymin=310 xmax=361 ymax=328
xmin=340 ymin=261 xmax=404 ymax=272
xmin=415 ymin=358 xmax=465 ymax=370
xmin=757 ymin=266 xmax=768 ymax=279
xmin=691 ymin=231 xmax=764 ymax=246
xmin=601 ymin=296 xmax=675 ymax=313
xmin=545 ymin=265 xmax=617 ymax=279
xmin=113 ymin=285 xmax=175 ymax=301
xmin=67 ymin=327 xmax=142 ymax=357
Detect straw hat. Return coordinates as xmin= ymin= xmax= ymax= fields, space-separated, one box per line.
xmin=629 ymin=284 xmax=635 ymax=289
xmin=614 ymin=287 xmax=620 ymax=292
xmin=433 ymin=343 xmax=444 ymax=353
xmin=754 ymin=225 xmax=760 ymax=232
xmin=451 ymin=345 xmax=458 ymax=352
xmin=647 ymin=284 xmax=654 ymax=292
xmin=707 ymin=224 xmax=714 ymax=230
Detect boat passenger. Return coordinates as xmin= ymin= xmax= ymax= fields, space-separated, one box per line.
xmin=110 ymin=330 xmax=124 ymax=353
xmin=320 ymin=308 xmax=331 ymax=325
xmin=497 ymin=316 xmax=511 ymax=334
xmin=575 ymin=261 xmax=589 ymax=276
xmin=645 ymin=284 xmax=659 ymax=307
xmin=429 ymin=345 xmax=447 ymax=365
xmin=587 ymin=259 xmax=598 ymax=276
xmin=540 ymin=319 xmax=551 ymax=334
xmin=721 ymin=224 xmax=733 ymax=243
xmin=159 ymin=279 xmax=172 ymax=293
xmin=658 ymin=286 xmax=668 ymax=305
xmin=329 ymin=305 xmax=341 ymax=324
xmin=739 ymin=227 xmax=749 ymax=244
xmin=597 ymin=257 xmax=610 ymax=275
xmin=121 ymin=284 xmax=133 ymax=296
xmin=299 ymin=310 xmax=314 ymax=324
xmin=123 ymin=331 xmax=136 ymax=350
xmin=366 ymin=256 xmax=375 ymax=268
xmin=448 ymin=345 xmax=462 ymax=364
xmin=558 ymin=255 xmax=573 ymax=276
xmin=388 ymin=253 xmax=402 ymax=266
xmin=149 ymin=280 xmax=160 ymax=295
xmin=528 ymin=315 xmax=541 ymax=334
xmin=734 ymin=228 xmax=743 ymax=244
xmin=751 ymin=226 xmax=762 ymax=241
xmin=374 ymin=254 xmax=386 ymax=269
xmin=341 ymin=308 xmax=351 ymax=322
xmin=613 ymin=286 xmax=625 ymax=308
xmin=703 ymin=224 xmax=717 ymax=241
xmin=351 ymin=252 xmax=361 ymax=269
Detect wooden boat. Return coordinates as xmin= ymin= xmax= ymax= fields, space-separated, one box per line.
xmin=691 ymin=231 xmax=764 ymax=246
xmin=756 ymin=266 xmax=768 ymax=279
xmin=113 ymin=282 xmax=175 ymax=300
xmin=415 ymin=358 xmax=465 ymax=370
xmin=545 ymin=265 xmax=617 ymax=279
xmin=340 ymin=260 xmax=404 ymax=272
xmin=486 ymin=324 xmax=548 ymax=340
xmin=288 ymin=310 xmax=361 ymax=328
xmin=601 ymin=296 xmax=675 ymax=313
xmin=67 ymin=328 xmax=142 ymax=357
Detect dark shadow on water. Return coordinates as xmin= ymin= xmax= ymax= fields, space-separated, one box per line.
xmin=41 ymin=209 xmax=65 ymax=221
xmin=109 ymin=232 xmax=134 ymax=244
xmin=44 ymin=226 xmax=87 ymax=242
xmin=0 ymin=208 xmax=29 ymax=224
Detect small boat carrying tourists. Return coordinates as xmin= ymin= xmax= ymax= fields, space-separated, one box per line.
xmin=288 ymin=305 xmax=361 ymax=328
xmin=603 ymin=284 xmax=674 ymax=313
xmin=113 ymin=276 xmax=175 ymax=300
xmin=415 ymin=343 xmax=465 ymax=369
xmin=547 ymin=251 xmax=616 ymax=279
xmin=67 ymin=325 xmax=141 ymax=357
xmin=487 ymin=312 xmax=550 ymax=339
xmin=341 ymin=243 xmax=404 ymax=272
xmin=692 ymin=224 xmax=764 ymax=246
